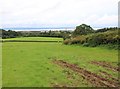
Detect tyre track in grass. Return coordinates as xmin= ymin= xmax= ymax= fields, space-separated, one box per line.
xmin=91 ymin=61 xmax=120 ymax=72
xmin=52 ymin=59 xmax=119 ymax=87
xmin=99 ymin=70 xmax=119 ymax=84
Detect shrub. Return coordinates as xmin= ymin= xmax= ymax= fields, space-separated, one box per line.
xmin=83 ymin=43 xmax=89 ymax=47
xmin=63 ymin=28 xmax=119 ymax=50
xmin=63 ymin=39 xmax=71 ymax=45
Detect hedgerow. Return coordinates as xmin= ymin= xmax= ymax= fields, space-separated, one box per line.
xmin=63 ymin=29 xmax=119 ymax=49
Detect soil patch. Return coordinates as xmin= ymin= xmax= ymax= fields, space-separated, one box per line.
xmin=52 ymin=59 xmax=119 ymax=87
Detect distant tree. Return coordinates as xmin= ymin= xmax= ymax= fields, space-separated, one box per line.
xmin=73 ymin=24 xmax=94 ymax=36
xmin=95 ymin=27 xmax=119 ymax=33
xmin=2 ymin=29 xmax=22 ymax=39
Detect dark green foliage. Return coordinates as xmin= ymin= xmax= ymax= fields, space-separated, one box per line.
xmin=83 ymin=43 xmax=89 ymax=47
xmin=21 ymin=30 xmax=72 ymax=38
xmin=2 ymin=29 xmax=22 ymax=39
xmin=73 ymin=24 xmax=94 ymax=36
xmin=20 ymin=31 xmax=63 ymax=37
xmin=61 ymin=31 xmax=72 ymax=40
xmin=95 ymin=27 xmax=118 ymax=33
xmin=64 ymin=27 xmax=119 ymax=50
xmin=1 ymin=29 xmax=72 ymax=39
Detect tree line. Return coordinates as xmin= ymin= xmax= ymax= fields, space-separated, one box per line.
xmin=1 ymin=29 xmax=72 ymax=39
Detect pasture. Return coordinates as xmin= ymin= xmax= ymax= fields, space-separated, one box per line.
xmin=2 ymin=37 xmax=119 ymax=87
xmin=2 ymin=37 xmax=63 ymax=41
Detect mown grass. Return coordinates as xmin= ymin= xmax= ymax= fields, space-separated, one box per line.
xmin=2 ymin=37 xmax=118 ymax=87
xmin=2 ymin=37 xmax=63 ymax=41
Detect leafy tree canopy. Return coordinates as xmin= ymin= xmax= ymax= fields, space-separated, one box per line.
xmin=73 ymin=24 xmax=94 ymax=36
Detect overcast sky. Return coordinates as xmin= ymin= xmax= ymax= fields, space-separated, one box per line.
xmin=0 ymin=0 xmax=119 ymax=28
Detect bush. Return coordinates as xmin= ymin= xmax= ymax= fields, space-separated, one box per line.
xmin=64 ymin=35 xmax=87 ymax=45
xmin=63 ymin=28 xmax=119 ymax=50
xmin=63 ymin=39 xmax=71 ymax=45
xmin=83 ymin=43 xmax=89 ymax=47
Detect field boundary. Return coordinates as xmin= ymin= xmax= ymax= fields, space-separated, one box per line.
xmin=1 ymin=40 xmax=62 ymax=43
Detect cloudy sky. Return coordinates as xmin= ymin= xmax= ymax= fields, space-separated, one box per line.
xmin=0 ymin=0 xmax=119 ymax=28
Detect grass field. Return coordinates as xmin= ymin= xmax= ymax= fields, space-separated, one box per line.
xmin=2 ymin=37 xmax=63 ymax=41
xmin=2 ymin=37 xmax=119 ymax=87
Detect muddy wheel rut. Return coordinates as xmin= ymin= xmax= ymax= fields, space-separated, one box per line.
xmin=52 ymin=59 xmax=119 ymax=87
xmin=91 ymin=61 xmax=120 ymax=72
xmin=99 ymin=70 xmax=119 ymax=84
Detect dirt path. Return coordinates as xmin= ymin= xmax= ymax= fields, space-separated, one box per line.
xmin=91 ymin=61 xmax=120 ymax=72
xmin=52 ymin=60 xmax=119 ymax=87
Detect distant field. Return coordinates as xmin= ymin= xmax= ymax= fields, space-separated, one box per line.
xmin=2 ymin=37 xmax=63 ymax=42
xmin=2 ymin=37 xmax=119 ymax=87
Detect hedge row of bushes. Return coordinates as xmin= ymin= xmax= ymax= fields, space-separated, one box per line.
xmin=63 ymin=30 xmax=119 ymax=49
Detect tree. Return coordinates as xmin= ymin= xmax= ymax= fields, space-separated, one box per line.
xmin=73 ymin=24 xmax=94 ymax=36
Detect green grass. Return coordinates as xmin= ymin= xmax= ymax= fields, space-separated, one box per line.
xmin=2 ymin=37 xmax=63 ymax=41
xmin=2 ymin=37 xmax=118 ymax=87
